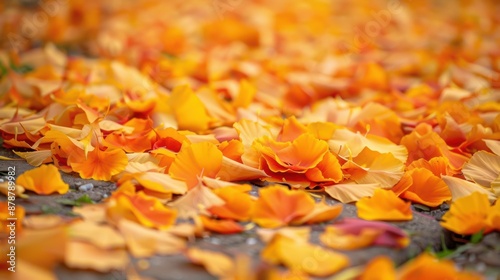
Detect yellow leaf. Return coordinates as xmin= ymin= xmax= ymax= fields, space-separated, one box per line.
xmin=16 ymin=164 xmax=69 ymax=194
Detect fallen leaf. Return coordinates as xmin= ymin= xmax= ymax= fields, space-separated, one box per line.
xmin=16 ymin=164 xmax=69 ymax=194
xmin=356 ymin=188 xmax=413 ymax=221
xmin=252 ymin=185 xmax=315 ymax=228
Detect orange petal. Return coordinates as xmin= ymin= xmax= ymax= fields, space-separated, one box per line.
xmin=359 ymin=256 xmax=396 ymax=280
xmin=69 ymin=220 xmax=125 ymax=249
xmin=399 ymin=168 xmax=451 ymax=207
xmin=186 ymin=248 xmax=234 ymax=278
xmin=65 ymin=241 xmax=129 ymax=272
xmin=217 ymin=156 xmax=268 ymax=182
xmin=117 ymin=219 xmax=186 ymax=258
xmin=106 ymin=191 xmax=177 ymax=230
xmin=199 ymin=215 xmax=244 ymax=234
xmin=398 ymin=253 xmax=483 ymax=280
xmin=169 ymin=142 xmax=223 ymax=189
xmin=208 ymin=185 xmax=254 ymax=221
xmin=325 ymin=183 xmax=382 ymax=203
xmin=441 ymin=176 xmax=495 ymax=202
xmin=277 ymin=116 xmax=308 ymax=142
xmin=462 ymin=151 xmax=500 ymax=195
xmin=169 ymin=184 xmax=225 ymax=219
xmin=16 ymin=164 xmax=69 ymax=194
xmin=294 ymin=199 xmax=343 ymax=225
xmin=70 ymin=147 xmax=128 ymax=181
xmin=342 ymin=147 xmax=405 ymax=187
xmin=407 ymin=156 xmax=458 ymax=177
xmin=320 ymin=226 xmax=381 ymax=250
xmin=252 ymin=186 xmax=315 ymax=228
xmin=440 ymin=192 xmax=493 ymax=235
xmin=261 ymin=234 xmax=349 ymax=277
xmin=218 ymin=139 xmax=244 ymax=162
xmin=356 ymin=188 xmax=413 ymax=221
xmin=169 ymin=85 xmax=211 ymax=132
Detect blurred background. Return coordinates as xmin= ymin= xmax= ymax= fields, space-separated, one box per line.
xmin=1 ymin=0 xmax=499 ymax=111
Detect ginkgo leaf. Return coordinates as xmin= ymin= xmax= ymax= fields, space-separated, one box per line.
xmin=261 ymin=234 xmax=349 ymax=277
xmin=65 ymin=241 xmax=129 ymax=272
xmin=169 ymin=142 xmax=223 ymax=189
xmin=16 ymin=164 xmax=69 ymax=194
xmin=186 ymin=248 xmax=234 ymax=278
xmin=407 ymin=157 xmax=457 ymax=177
xmin=169 ymin=183 xmax=225 ymax=219
xmin=400 ymin=123 xmax=469 ymax=169
xmin=13 ymin=150 xmax=52 ymax=166
xmin=208 ymin=184 xmax=254 ymax=221
xmin=440 ymin=192 xmax=494 ymax=235
xmin=356 ymin=188 xmax=413 ymax=221
xmin=359 ymin=256 xmax=396 ymax=280
xmin=257 ymin=227 xmax=311 ymax=243
xmin=441 ymin=175 xmax=496 ymax=202
xmin=169 ymin=85 xmax=212 ymax=132
xmin=70 ymin=147 xmax=128 ymax=181
xmin=462 ymin=151 xmax=500 ymax=195
xmin=328 ymin=128 xmax=408 ymax=163
xmin=252 ymin=185 xmax=315 ymax=228
xmin=485 ymin=139 xmax=500 ymax=156
xmin=397 ymin=253 xmax=483 ymax=279
xmin=233 ymin=119 xmax=275 ymax=147
xmin=106 ymin=191 xmax=177 ymax=230
xmin=131 ymin=172 xmax=188 ymax=195
xmin=276 ymin=116 xmax=308 ymax=142
xmin=69 ymin=220 xmax=125 ymax=249
xmin=217 ymin=156 xmax=268 ymax=182
xmin=294 ymin=199 xmax=343 ymax=225
xmin=321 ymin=218 xmax=410 ymax=250
xmin=117 ymin=219 xmax=186 ymax=258
xmin=199 ymin=215 xmax=244 ymax=234
xmin=393 ymin=168 xmax=451 ymax=207
xmin=342 ymin=147 xmax=405 ymax=187
xmin=325 ymin=183 xmax=382 ymax=203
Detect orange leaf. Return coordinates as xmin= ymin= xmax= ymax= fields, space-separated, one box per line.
xmin=169 ymin=183 xmax=225 ymax=219
xmin=117 ymin=219 xmax=186 ymax=258
xmin=169 ymin=85 xmax=212 ymax=132
xmin=70 ymin=147 xmax=128 ymax=181
xmin=356 ymin=188 xmax=413 ymax=221
xmin=440 ymin=192 xmax=493 ymax=235
xmin=398 ymin=253 xmax=483 ymax=280
xmin=396 ymin=168 xmax=451 ymax=207
xmin=208 ymin=185 xmax=254 ymax=221
xmin=65 ymin=241 xmax=129 ymax=272
xmin=199 ymin=215 xmax=244 ymax=234
xmin=16 ymin=164 xmax=69 ymax=194
xmin=169 ymin=142 xmax=223 ymax=189
xmin=359 ymin=256 xmax=396 ymax=280
xmin=261 ymin=234 xmax=349 ymax=277
xmin=106 ymin=191 xmax=177 ymax=230
xmin=186 ymin=248 xmax=234 ymax=277
xmin=252 ymin=186 xmax=315 ymax=228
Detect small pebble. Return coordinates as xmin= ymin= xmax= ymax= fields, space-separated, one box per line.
xmin=475 ymin=262 xmax=486 ymax=272
xmin=74 ymin=181 xmax=82 ymax=186
xmin=78 ymin=183 xmax=94 ymax=192
xmin=246 ymin=237 xmax=257 ymax=245
xmin=210 ymin=238 xmax=221 ymax=245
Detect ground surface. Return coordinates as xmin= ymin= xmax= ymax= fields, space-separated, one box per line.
xmin=2 ymin=146 xmax=499 ymax=279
